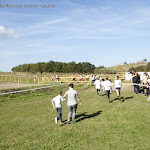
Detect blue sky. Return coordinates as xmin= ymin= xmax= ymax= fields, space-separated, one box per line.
xmin=0 ymin=0 xmax=150 ymax=71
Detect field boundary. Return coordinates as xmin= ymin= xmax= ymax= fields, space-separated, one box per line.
xmin=0 ymin=84 xmax=66 ymax=96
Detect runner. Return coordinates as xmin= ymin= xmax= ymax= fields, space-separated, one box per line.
xmin=104 ymin=77 xmax=111 ymax=102
xmin=109 ymin=79 xmax=113 ymax=94
xmin=56 ymin=74 xmax=60 ymax=83
xmin=91 ymin=74 xmax=95 ymax=84
xmin=114 ymin=76 xmax=122 ymax=100
xmin=101 ymin=78 xmax=105 ymax=93
xmin=51 ymin=91 xmax=66 ymax=124
xmin=95 ymin=77 xmax=101 ymax=96
xmin=79 ymin=74 xmax=83 ymax=81
xmin=63 ymin=83 xmax=82 ymax=124
xmin=33 ymin=74 xmax=36 ymax=82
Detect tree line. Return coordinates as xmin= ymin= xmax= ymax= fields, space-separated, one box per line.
xmin=12 ymin=61 xmax=96 ymax=73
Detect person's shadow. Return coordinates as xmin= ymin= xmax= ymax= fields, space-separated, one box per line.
xmin=110 ymin=96 xmax=133 ymax=103
xmin=61 ymin=111 xmax=102 ymax=126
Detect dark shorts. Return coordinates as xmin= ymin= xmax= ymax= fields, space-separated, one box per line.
xmin=116 ymin=87 xmax=121 ymax=90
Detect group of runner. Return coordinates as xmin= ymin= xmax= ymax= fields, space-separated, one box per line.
xmin=51 ymin=71 xmax=150 ymax=125
xmin=94 ymin=76 xmax=122 ymax=102
xmin=51 ymin=76 xmax=122 ymax=125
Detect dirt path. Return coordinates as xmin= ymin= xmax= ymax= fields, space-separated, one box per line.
xmin=0 ymin=82 xmax=47 ymax=90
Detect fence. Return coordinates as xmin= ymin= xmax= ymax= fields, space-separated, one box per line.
xmin=0 ymin=72 xmax=126 ymax=85
xmin=42 ymin=73 xmax=126 ymax=84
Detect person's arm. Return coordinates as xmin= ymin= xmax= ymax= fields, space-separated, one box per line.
xmin=76 ymin=93 xmax=82 ymax=105
xmin=51 ymin=99 xmax=55 ymax=109
xmin=60 ymin=96 xmax=66 ymax=102
xmin=63 ymin=91 xmax=68 ymax=98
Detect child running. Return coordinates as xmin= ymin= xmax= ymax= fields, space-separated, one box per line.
xmin=51 ymin=92 xmax=66 ymax=124
xmin=104 ymin=78 xmax=111 ymax=102
xmin=95 ymin=77 xmax=101 ymax=96
xmin=101 ymin=79 xmax=105 ymax=93
xmin=114 ymin=76 xmax=122 ymax=100
xmin=109 ymin=79 xmax=113 ymax=94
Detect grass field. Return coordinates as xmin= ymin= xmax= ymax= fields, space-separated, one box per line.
xmin=0 ymin=84 xmax=150 ymax=150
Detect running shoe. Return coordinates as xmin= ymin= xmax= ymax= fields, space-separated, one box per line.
xmin=55 ymin=117 xmax=57 ymax=124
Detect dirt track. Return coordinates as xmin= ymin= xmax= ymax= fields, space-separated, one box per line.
xmin=0 ymin=82 xmax=45 ymax=90
xmin=0 ymin=82 xmax=133 ymax=91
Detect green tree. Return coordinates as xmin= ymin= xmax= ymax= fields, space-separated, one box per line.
xmin=142 ymin=59 xmax=147 ymax=63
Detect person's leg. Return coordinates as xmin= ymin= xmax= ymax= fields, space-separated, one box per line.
xmin=116 ymin=89 xmax=119 ymax=97
xmin=68 ymin=106 xmax=72 ymax=122
xmin=105 ymin=90 xmax=108 ymax=100
xmin=57 ymin=108 xmax=62 ymax=122
xmin=72 ymin=104 xmax=77 ymax=123
xmin=107 ymin=90 xmax=110 ymax=101
xmin=98 ymin=89 xmax=100 ymax=95
xmin=146 ymin=87 xmax=149 ymax=96
xmin=119 ymin=89 xmax=121 ymax=98
xmin=133 ymin=85 xmax=136 ymax=93
xmin=55 ymin=108 xmax=59 ymax=124
xmin=144 ymin=87 xmax=147 ymax=95
xmin=110 ymin=88 xmax=112 ymax=94
xmin=96 ymin=89 xmax=98 ymax=95
xmin=137 ymin=85 xmax=139 ymax=93
xmin=103 ymin=87 xmax=105 ymax=92
xmin=143 ymin=86 xmax=145 ymax=94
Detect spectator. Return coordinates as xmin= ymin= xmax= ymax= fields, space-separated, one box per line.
xmin=132 ymin=72 xmax=140 ymax=94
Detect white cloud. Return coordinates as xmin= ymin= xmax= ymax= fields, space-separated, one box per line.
xmin=0 ymin=26 xmax=19 ymax=39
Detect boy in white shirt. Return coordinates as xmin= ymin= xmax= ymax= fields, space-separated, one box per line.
xmin=114 ymin=76 xmax=122 ymax=100
xmin=51 ymin=92 xmax=66 ymax=124
xmin=104 ymin=78 xmax=111 ymax=102
xmin=95 ymin=77 xmax=101 ymax=96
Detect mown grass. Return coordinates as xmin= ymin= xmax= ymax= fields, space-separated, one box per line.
xmin=0 ymin=84 xmax=150 ymax=150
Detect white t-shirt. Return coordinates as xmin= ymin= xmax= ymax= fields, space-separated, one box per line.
xmin=95 ymin=80 xmax=101 ymax=89
xmin=65 ymin=89 xmax=78 ymax=106
xmin=114 ymin=79 xmax=121 ymax=88
xmin=92 ymin=75 xmax=95 ymax=80
xmin=104 ymin=80 xmax=111 ymax=91
xmin=143 ymin=75 xmax=148 ymax=84
xmin=51 ymin=95 xmax=65 ymax=108
xmin=101 ymin=81 xmax=104 ymax=87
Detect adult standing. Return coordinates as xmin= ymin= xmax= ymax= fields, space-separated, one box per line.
xmin=142 ymin=72 xmax=148 ymax=96
xmin=63 ymin=84 xmax=82 ymax=124
xmin=104 ymin=78 xmax=111 ymax=102
xmin=132 ymin=72 xmax=140 ymax=94
xmin=114 ymin=76 xmax=122 ymax=100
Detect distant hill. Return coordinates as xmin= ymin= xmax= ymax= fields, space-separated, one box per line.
xmin=95 ymin=63 xmax=148 ymax=74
